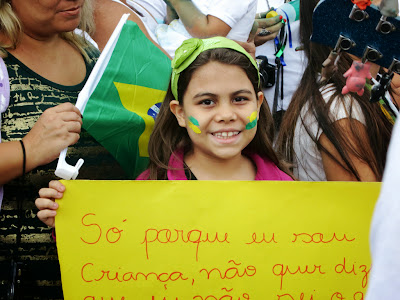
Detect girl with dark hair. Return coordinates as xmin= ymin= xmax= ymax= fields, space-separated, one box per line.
xmin=275 ymin=0 xmax=394 ymax=181
xmin=139 ymin=37 xmax=293 ymax=180
xmin=35 ymin=37 xmax=293 ymax=226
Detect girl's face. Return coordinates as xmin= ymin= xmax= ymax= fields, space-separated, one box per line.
xmin=170 ymin=61 xmax=263 ymax=162
xmin=11 ymin=0 xmax=84 ymax=38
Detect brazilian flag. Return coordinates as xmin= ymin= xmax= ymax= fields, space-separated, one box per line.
xmin=82 ymin=18 xmax=172 ymax=179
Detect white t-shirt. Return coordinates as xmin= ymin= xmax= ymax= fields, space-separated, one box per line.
xmin=293 ymin=84 xmax=366 ymax=181
xmin=255 ymin=0 xmax=306 ymax=112
xmin=129 ymin=0 xmax=167 ymax=24
xmin=156 ymin=0 xmax=257 ymax=57
xmin=366 ymin=114 xmax=400 ymax=299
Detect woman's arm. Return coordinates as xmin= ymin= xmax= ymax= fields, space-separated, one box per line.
xmin=163 ymin=0 xmax=231 ymax=38
xmin=165 ymin=5 xmax=178 ymax=24
xmin=319 ymin=118 xmax=378 ymax=181
xmin=391 ymin=72 xmax=400 ymax=107
xmin=0 ymin=103 xmax=82 ymax=185
xmin=0 ymin=141 xmax=27 ymax=185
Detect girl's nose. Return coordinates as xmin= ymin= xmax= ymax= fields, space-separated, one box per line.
xmin=214 ymin=103 xmax=237 ymax=123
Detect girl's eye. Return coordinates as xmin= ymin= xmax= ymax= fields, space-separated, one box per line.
xmin=233 ymin=96 xmax=248 ymax=103
xmin=200 ymin=99 xmax=215 ymax=106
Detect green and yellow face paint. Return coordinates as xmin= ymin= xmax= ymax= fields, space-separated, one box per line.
xmin=188 ymin=116 xmax=201 ymax=134
xmin=245 ymin=111 xmax=258 ymax=130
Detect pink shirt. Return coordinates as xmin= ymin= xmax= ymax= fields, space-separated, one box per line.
xmin=137 ymin=149 xmax=292 ymax=181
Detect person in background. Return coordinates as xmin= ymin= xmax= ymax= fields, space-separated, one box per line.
xmin=92 ymin=0 xmax=168 ymax=54
xmin=124 ymin=0 xmax=167 ymax=24
xmin=366 ymin=110 xmax=400 ymax=299
xmin=254 ymin=0 xmax=307 ymax=130
xmin=154 ymin=0 xmax=258 ymax=57
xmin=275 ymin=0 xmax=393 ymax=181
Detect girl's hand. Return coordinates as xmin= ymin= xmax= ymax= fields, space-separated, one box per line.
xmin=35 ymin=180 xmax=65 ymax=228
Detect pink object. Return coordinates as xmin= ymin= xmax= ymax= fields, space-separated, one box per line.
xmin=137 ymin=148 xmax=293 ymax=181
xmin=342 ymin=61 xmax=372 ymax=96
xmin=351 ymin=0 xmax=372 ymax=10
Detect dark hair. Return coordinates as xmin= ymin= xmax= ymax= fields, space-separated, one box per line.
xmin=275 ymin=0 xmax=393 ymax=181
xmin=145 ymin=47 xmax=292 ymax=179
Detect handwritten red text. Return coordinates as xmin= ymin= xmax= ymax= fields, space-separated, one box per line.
xmin=272 ymin=264 xmax=326 ymax=289
xmin=80 ymin=213 xmax=126 ymax=245
xmin=81 ymin=262 xmax=188 ymax=283
xmin=245 ymin=233 xmax=277 ymax=244
xmin=334 ymin=257 xmax=370 ymax=288
xmin=292 ymin=233 xmax=355 ymax=244
xmin=277 ymin=292 xmax=315 ymax=300
xmin=199 ymin=260 xmax=256 ymax=280
xmin=142 ymin=228 xmax=229 ymax=261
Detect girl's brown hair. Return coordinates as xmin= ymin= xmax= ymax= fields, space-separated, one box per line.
xmin=275 ymin=0 xmax=393 ymax=181
xmin=146 ymin=48 xmax=292 ymax=179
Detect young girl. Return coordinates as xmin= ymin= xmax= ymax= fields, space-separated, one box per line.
xmin=35 ymin=37 xmax=292 ymax=226
xmin=275 ymin=0 xmax=394 ymax=181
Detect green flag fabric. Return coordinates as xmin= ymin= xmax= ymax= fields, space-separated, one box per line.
xmin=82 ymin=20 xmax=172 ymax=179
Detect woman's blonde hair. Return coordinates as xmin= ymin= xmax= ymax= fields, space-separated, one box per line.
xmin=0 ymin=0 xmax=95 ymax=60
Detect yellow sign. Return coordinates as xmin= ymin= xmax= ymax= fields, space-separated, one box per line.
xmin=56 ymin=181 xmax=380 ymax=300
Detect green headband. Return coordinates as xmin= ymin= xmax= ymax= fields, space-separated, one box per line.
xmin=171 ymin=37 xmax=260 ymax=100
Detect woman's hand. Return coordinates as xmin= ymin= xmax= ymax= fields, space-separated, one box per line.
xmin=254 ymin=14 xmax=284 ymax=46
xmin=234 ymin=40 xmax=256 ymax=60
xmin=0 ymin=102 xmax=82 ymax=185
xmin=36 ymin=180 xmax=65 ymax=228
xmin=23 ymin=102 xmax=82 ymax=171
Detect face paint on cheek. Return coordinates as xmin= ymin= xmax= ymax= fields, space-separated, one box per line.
xmin=188 ymin=116 xmax=201 ymax=134
xmin=245 ymin=111 xmax=258 ymax=130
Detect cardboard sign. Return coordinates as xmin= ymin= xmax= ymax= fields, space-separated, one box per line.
xmin=56 ymin=181 xmax=380 ymax=300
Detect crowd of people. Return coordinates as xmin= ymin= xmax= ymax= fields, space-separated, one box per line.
xmin=0 ymin=0 xmax=399 ymax=297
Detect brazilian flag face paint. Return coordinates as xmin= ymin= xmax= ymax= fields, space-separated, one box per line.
xmin=188 ymin=116 xmax=201 ymax=134
xmin=245 ymin=111 xmax=258 ymax=130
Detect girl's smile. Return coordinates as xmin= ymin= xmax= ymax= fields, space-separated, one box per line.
xmin=210 ymin=129 xmax=241 ymax=144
